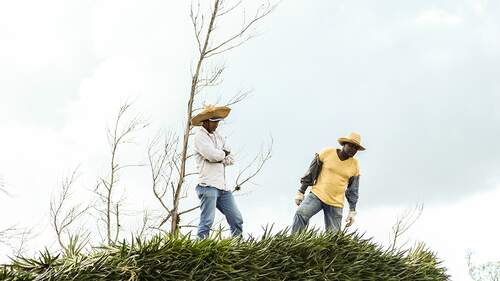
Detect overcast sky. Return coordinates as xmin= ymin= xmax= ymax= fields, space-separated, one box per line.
xmin=1 ymin=0 xmax=499 ymax=280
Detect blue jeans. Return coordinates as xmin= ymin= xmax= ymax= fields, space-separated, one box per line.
xmin=292 ymin=192 xmax=343 ymax=234
xmin=196 ymin=185 xmax=243 ymax=239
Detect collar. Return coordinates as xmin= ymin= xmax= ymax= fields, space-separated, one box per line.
xmin=200 ymin=126 xmax=215 ymax=135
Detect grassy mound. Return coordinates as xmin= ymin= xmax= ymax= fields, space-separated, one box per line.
xmin=0 ymin=230 xmax=448 ymax=281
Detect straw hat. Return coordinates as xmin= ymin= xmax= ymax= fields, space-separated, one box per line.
xmin=338 ymin=132 xmax=366 ymax=151
xmin=190 ymin=104 xmax=231 ymax=126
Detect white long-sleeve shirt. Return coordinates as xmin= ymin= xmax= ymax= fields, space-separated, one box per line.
xmin=193 ymin=127 xmax=234 ymax=191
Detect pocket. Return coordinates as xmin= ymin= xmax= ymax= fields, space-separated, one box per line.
xmin=196 ymin=185 xmax=216 ymax=199
xmin=196 ymin=185 xmax=204 ymax=199
xmin=334 ymin=207 xmax=343 ymax=219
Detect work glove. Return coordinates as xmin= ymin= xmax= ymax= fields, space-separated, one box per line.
xmin=345 ymin=210 xmax=356 ymax=227
xmin=294 ymin=192 xmax=304 ymax=206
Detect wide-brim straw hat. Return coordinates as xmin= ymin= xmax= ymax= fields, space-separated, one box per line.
xmin=191 ymin=105 xmax=231 ymax=126
xmin=338 ymin=132 xmax=366 ymax=151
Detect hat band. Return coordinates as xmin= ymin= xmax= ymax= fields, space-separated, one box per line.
xmin=208 ymin=117 xmax=224 ymax=121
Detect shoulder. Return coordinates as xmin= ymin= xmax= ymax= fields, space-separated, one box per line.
xmin=194 ymin=128 xmax=208 ymax=141
xmin=352 ymin=157 xmax=359 ymax=166
xmin=318 ymin=147 xmax=336 ymax=161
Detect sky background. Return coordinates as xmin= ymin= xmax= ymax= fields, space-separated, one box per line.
xmin=1 ymin=0 xmax=500 ymax=280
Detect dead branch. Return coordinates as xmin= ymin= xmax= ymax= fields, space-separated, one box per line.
xmin=389 ymin=203 xmax=424 ymax=251
xmin=0 ymin=176 xmax=12 ymax=197
xmin=148 ymin=132 xmax=178 ymax=219
xmin=50 ymin=167 xmax=92 ymax=252
xmin=234 ymin=137 xmax=273 ymax=191
xmin=96 ymin=103 xmax=149 ymax=245
xmin=224 ymin=89 xmax=253 ymax=107
xmin=205 ymin=1 xmax=277 ymax=58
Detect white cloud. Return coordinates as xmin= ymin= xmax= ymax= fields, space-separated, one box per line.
xmin=0 ymin=0 xmax=94 ymax=73
xmin=415 ymin=9 xmax=463 ymax=27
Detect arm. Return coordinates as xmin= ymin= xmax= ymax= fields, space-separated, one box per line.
xmin=222 ymin=154 xmax=235 ymax=166
xmin=298 ymin=154 xmax=323 ymax=193
xmin=221 ymin=135 xmax=234 ymax=166
xmin=345 ymin=176 xmax=360 ymax=211
xmin=194 ymin=132 xmax=226 ymax=162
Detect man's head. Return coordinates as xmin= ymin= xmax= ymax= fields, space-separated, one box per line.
xmin=337 ymin=132 xmax=365 ymax=158
xmin=341 ymin=142 xmax=361 ymax=158
xmin=202 ymin=119 xmax=220 ymax=133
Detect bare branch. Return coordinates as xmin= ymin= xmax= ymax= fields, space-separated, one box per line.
xmin=205 ymin=1 xmax=277 ymax=57
xmin=0 ymin=176 xmax=12 ymax=197
xmin=96 ymin=103 xmax=149 ymax=245
xmin=195 ymin=65 xmax=226 ymax=92
xmin=0 ymin=225 xmax=33 ymax=256
xmin=114 ymin=203 xmax=120 ymax=243
xmin=467 ymin=250 xmax=500 ymax=281
xmin=158 ymin=212 xmax=172 ymax=228
xmin=234 ymin=137 xmax=273 ymax=191
xmin=190 ymin=0 xmax=204 ymax=55
xmin=148 ymin=131 xmax=179 ymax=222
xmin=224 ymin=89 xmax=253 ymax=108
xmin=389 ymin=203 xmax=424 ymax=251
xmin=217 ymin=0 xmax=243 ymax=17
xmin=179 ymin=205 xmax=200 ymax=216
xmin=179 ymin=224 xmax=198 ymax=229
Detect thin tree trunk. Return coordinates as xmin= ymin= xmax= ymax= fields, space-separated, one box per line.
xmin=171 ymin=0 xmax=220 ymax=233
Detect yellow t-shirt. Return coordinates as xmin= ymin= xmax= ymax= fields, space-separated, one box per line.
xmin=311 ymin=147 xmax=360 ymax=208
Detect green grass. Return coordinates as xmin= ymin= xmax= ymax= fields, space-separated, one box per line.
xmin=0 ymin=230 xmax=449 ymax=281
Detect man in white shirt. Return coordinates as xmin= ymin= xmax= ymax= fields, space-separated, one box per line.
xmin=191 ymin=105 xmax=242 ymax=239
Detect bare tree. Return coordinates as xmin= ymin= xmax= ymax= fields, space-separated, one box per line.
xmin=0 ymin=226 xmax=32 ymax=256
xmin=149 ymin=0 xmax=277 ymax=233
xmin=95 ymin=103 xmax=149 ymax=244
xmin=147 ymin=132 xmax=179 ymax=228
xmin=0 ymin=176 xmax=33 ymax=256
xmin=50 ymin=167 xmax=91 ymax=254
xmin=467 ymin=251 xmax=500 ymax=281
xmin=0 ymin=175 xmax=12 ymax=197
xmin=149 ymin=129 xmax=273 ymax=231
xmin=389 ymin=203 xmax=424 ymax=251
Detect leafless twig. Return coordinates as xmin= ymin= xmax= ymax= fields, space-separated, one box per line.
xmin=234 ymin=137 xmax=273 ymax=191
xmin=95 ymin=103 xmax=149 ymax=244
xmin=389 ymin=203 xmax=424 ymax=251
xmin=50 ymin=167 xmax=92 ymax=253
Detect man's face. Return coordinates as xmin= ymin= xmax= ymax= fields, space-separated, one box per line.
xmin=203 ymin=120 xmax=219 ymax=133
xmin=343 ymin=142 xmax=360 ymax=158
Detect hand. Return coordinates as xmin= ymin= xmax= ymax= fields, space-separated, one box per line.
xmin=345 ymin=210 xmax=356 ymax=227
xmin=222 ymin=154 xmax=235 ymax=166
xmin=294 ymin=192 xmax=304 ymax=206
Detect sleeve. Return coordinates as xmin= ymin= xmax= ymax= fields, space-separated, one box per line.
xmin=194 ymin=132 xmax=226 ymax=162
xmin=222 ymin=136 xmax=231 ymax=153
xmin=298 ymin=153 xmax=323 ymax=193
xmin=221 ymin=135 xmax=234 ymax=166
xmin=345 ymin=175 xmax=359 ymax=211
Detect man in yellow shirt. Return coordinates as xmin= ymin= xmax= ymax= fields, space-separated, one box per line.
xmin=292 ymin=132 xmax=365 ymax=234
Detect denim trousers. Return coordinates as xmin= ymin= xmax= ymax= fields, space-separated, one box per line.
xmin=292 ymin=192 xmax=343 ymax=234
xmin=196 ymin=185 xmax=243 ymax=239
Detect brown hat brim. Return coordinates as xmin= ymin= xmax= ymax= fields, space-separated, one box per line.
xmin=191 ymin=107 xmax=231 ymax=126
xmin=338 ymin=138 xmax=366 ymax=151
